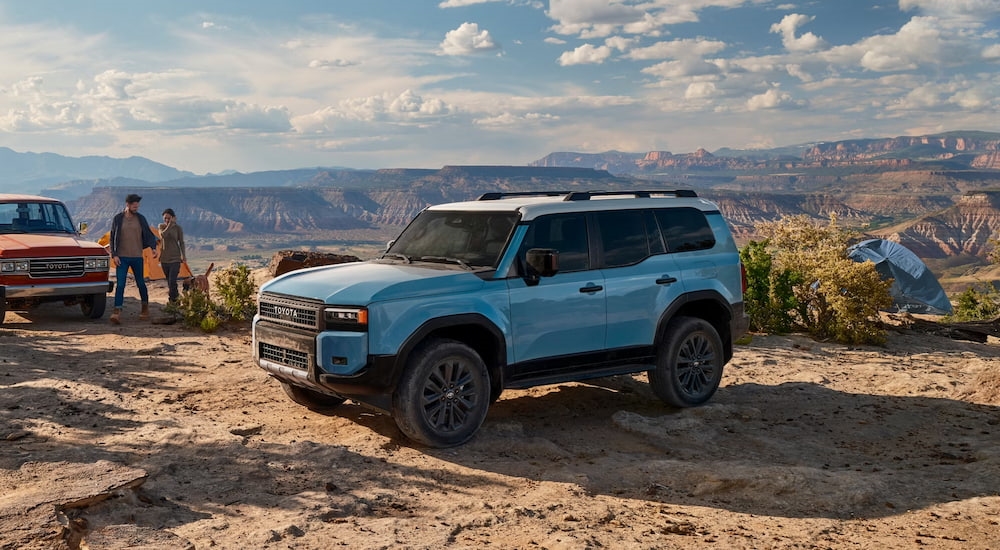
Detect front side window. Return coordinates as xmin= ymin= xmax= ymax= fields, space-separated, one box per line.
xmin=519 ymin=213 xmax=590 ymax=272
xmin=386 ymin=211 xmax=517 ymax=268
xmin=0 ymin=202 xmax=76 ymax=234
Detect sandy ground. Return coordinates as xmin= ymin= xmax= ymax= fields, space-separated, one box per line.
xmin=2 ymin=272 xmax=1000 ymax=549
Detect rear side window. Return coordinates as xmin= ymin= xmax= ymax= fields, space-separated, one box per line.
xmin=654 ymin=208 xmax=715 ymax=253
xmin=595 ymin=210 xmax=648 ymax=267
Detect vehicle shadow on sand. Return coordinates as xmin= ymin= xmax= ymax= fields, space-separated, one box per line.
xmin=408 ymin=376 xmax=999 ymax=520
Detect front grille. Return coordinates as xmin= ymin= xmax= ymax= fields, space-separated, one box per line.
xmin=29 ymin=257 xmax=86 ymax=278
xmin=259 ymin=293 xmax=322 ymax=331
xmin=259 ymin=342 xmax=310 ymax=370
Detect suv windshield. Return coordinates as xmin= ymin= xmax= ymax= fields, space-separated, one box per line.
xmin=385 ymin=211 xmax=517 ymax=268
xmin=0 ymin=201 xmax=77 ymax=234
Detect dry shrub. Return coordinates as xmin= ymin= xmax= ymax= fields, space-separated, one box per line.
xmin=751 ymin=215 xmax=893 ymax=345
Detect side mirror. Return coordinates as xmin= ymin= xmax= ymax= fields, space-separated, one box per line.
xmin=385 ymin=239 xmax=395 ymax=251
xmin=524 ymin=248 xmax=559 ymax=285
xmin=78 ymin=222 xmax=89 ymax=235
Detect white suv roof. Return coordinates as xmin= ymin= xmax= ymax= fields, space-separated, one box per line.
xmin=425 ymin=190 xmax=721 ymax=221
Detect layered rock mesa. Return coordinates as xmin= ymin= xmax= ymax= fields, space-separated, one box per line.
xmin=68 ymin=167 xmax=633 ymax=237
xmin=531 ymin=131 xmax=1000 ymax=174
xmin=65 ymin=162 xmax=1000 ymax=266
xmin=879 ymin=192 xmax=1000 ymax=259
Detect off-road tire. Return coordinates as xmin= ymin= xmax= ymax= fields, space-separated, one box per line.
xmin=81 ymin=293 xmax=107 ymax=319
xmin=280 ymin=382 xmax=347 ymax=411
xmin=648 ymin=316 xmax=724 ymax=407
xmin=392 ymin=338 xmax=490 ymax=448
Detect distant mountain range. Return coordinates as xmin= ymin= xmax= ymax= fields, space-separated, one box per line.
xmin=6 ymin=131 xmax=1000 ymax=280
xmin=0 ymin=129 xmax=995 ymax=199
xmin=530 ymin=130 xmax=1000 ymax=178
xmin=0 ymin=147 xmax=193 ymax=194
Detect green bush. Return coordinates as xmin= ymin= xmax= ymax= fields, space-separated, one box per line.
xmin=215 ymin=263 xmax=258 ymax=321
xmin=739 ymin=239 xmax=800 ymax=333
xmin=164 ymin=262 xmax=258 ymax=332
xmin=745 ymin=215 xmax=893 ymax=345
xmin=946 ymin=285 xmax=1000 ymax=322
xmin=167 ymin=287 xmax=222 ymax=330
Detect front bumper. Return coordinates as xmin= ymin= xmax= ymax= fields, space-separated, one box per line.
xmin=254 ymin=321 xmax=397 ymax=411
xmin=3 ymin=280 xmax=113 ymax=298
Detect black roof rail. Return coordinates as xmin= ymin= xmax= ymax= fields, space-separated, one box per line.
xmin=477 ymin=191 xmax=571 ymax=201
xmin=562 ymin=189 xmax=698 ymax=201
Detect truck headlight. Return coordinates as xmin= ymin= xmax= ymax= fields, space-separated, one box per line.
xmin=85 ymin=257 xmax=110 ymax=270
xmin=324 ymin=307 xmax=368 ymax=330
xmin=1 ymin=260 xmax=29 ymax=273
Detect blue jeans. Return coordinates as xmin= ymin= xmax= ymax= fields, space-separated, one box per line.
xmin=114 ymin=256 xmax=148 ymax=308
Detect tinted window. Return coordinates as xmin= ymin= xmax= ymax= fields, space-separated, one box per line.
xmin=654 ymin=208 xmax=715 ymax=252
xmin=644 ymin=210 xmax=665 ymax=255
xmin=520 ymin=213 xmax=590 ymax=272
xmin=596 ymin=210 xmax=648 ymax=267
xmin=388 ymin=211 xmax=517 ymax=267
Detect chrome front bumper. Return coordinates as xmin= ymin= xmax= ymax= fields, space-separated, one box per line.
xmin=2 ymin=280 xmax=114 ymax=298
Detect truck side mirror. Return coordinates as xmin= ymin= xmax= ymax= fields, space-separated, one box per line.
xmin=78 ymin=222 xmax=88 ymax=235
xmin=524 ymin=248 xmax=559 ymax=285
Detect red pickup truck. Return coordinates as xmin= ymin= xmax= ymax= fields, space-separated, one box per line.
xmin=0 ymin=194 xmax=113 ymax=323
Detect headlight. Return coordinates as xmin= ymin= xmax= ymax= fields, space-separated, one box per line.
xmin=324 ymin=307 xmax=368 ymax=329
xmin=0 ymin=260 xmax=29 ymax=273
xmin=85 ymin=257 xmax=110 ymax=270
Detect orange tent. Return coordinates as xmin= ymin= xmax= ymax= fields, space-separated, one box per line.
xmin=98 ymin=226 xmax=194 ymax=281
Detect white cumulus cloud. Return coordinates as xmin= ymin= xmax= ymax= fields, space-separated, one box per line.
xmin=747 ymin=88 xmax=796 ymax=110
xmin=439 ymin=22 xmax=501 ymax=55
xmin=626 ymin=38 xmax=727 ymax=60
xmin=557 ymin=43 xmax=613 ymax=65
xmin=770 ymin=14 xmax=828 ymax=52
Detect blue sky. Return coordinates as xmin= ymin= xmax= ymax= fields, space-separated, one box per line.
xmin=0 ymin=0 xmax=998 ymax=174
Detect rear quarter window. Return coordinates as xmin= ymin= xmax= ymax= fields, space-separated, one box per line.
xmin=654 ymin=208 xmax=716 ymax=253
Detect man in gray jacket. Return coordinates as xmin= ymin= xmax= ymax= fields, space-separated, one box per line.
xmin=108 ymin=193 xmax=159 ymax=324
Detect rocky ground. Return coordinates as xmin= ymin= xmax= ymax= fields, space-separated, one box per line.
xmin=2 ymin=274 xmax=1000 ymax=549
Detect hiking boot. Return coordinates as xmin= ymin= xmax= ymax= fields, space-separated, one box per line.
xmin=139 ymin=302 xmax=150 ymax=320
xmin=110 ymin=308 xmax=121 ymax=325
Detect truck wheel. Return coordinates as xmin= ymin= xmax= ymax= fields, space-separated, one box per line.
xmin=280 ymin=382 xmax=347 ymax=410
xmin=392 ymin=338 xmax=490 ymax=448
xmin=648 ymin=316 xmax=724 ymax=408
xmin=81 ymin=293 xmax=107 ymax=319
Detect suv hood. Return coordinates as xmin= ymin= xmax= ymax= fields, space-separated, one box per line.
xmin=262 ymin=261 xmax=487 ymax=304
xmin=0 ymin=233 xmax=108 ymax=256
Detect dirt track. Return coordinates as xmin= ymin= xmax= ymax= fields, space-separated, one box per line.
xmin=2 ymin=283 xmax=1000 ymax=549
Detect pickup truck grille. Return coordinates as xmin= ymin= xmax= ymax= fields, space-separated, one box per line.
xmin=30 ymin=257 xmax=86 ymax=278
xmin=258 ymin=293 xmax=322 ymax=331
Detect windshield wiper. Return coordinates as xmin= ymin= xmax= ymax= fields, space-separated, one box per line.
xmin=417 ymin=256 xmax=472 ymax=270
xmin=381 ymin=252 xmax=412 ymax=263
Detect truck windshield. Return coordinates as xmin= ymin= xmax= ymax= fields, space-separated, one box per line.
xmin=385 ymin=211 xmax=518 ymax=268
xmin=0 ymin=201 xmax=77 ymax=234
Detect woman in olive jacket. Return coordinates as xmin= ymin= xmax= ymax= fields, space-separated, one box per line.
xmin=158 ymin=208 xmax=187 ymax=304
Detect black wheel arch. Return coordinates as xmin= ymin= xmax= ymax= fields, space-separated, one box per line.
xmin=654 ymin=290 xmax=735 ymax=363
xmin=389 ymin=313 xmax=507 ymax=398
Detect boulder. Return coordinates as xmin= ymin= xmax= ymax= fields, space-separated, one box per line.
xmin=269 ymin=250 xmax=362 ymax=277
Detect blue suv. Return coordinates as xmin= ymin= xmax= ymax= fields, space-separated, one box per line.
xmin=252 ymin=190 xmax=748 ymax=447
